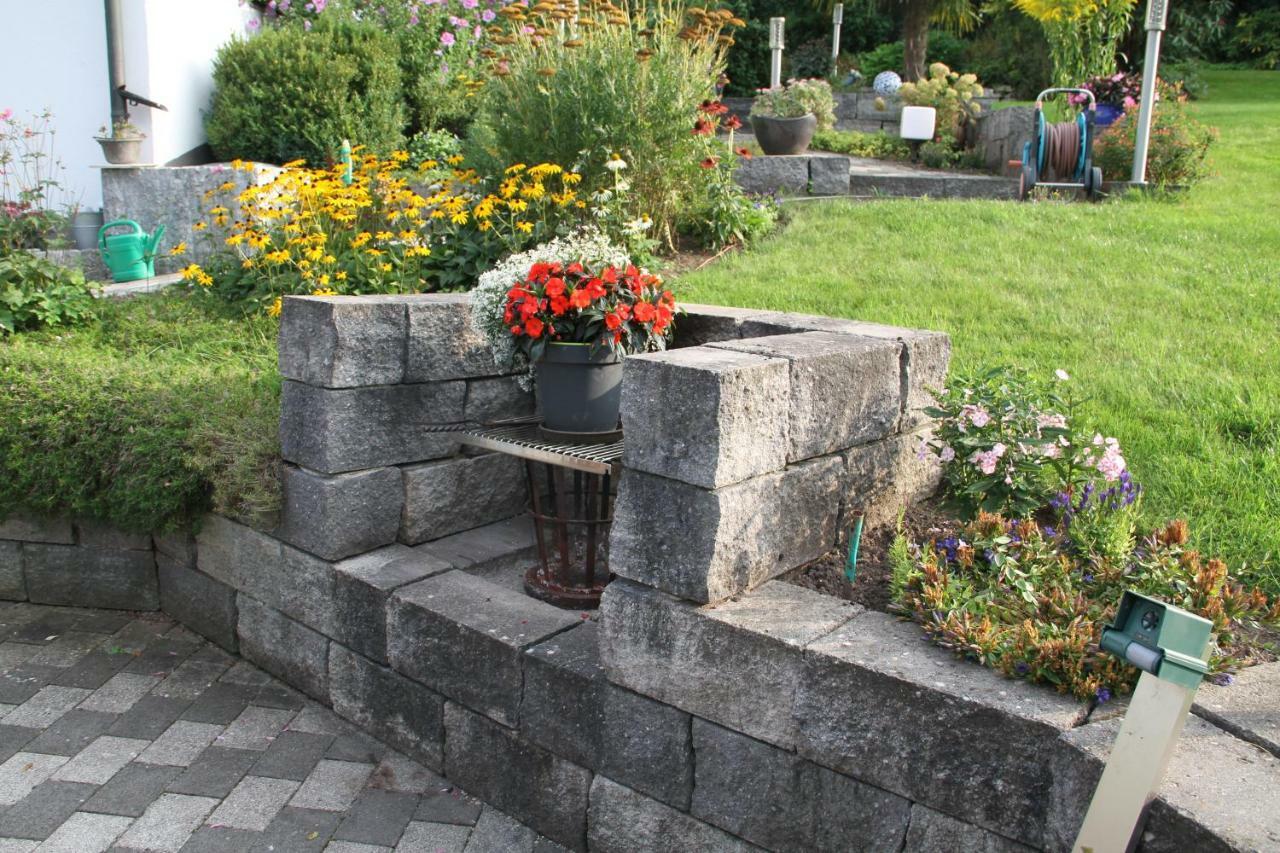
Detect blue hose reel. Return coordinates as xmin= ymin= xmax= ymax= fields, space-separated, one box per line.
xmin=1019 ymin=88 xmax=1105 ymax=200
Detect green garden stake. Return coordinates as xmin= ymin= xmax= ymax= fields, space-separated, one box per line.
xmin=1074 ymin=591 xmax=1212 ymax=852
xmin=845 ymin=512 xmax=864 ymax=583
xmin=340 ymin=138 xmax=353 ymax=186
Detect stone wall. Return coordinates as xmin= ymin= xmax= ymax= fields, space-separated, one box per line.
xmin=724 ymin=91 xmax=1010 ymax=135
xmin=973 ymin=105 xmax=1036 ymax=175
xmin=3 ymin=294 xmax=1274 ymax=851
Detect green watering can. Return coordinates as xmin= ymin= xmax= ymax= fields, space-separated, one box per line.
xmin=98 ymin=219 xmax=165 ymax=283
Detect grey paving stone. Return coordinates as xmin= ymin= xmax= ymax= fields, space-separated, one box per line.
xmin=111 ymin=614 xmax=175 ymax=644
xmin=165 ymin=747 xmax=260 ymax=799
xmin=398 ymin=820 xmax=471 ymax=852
xmin=107 ymin=696 xmax=191 ymax=740
xmin=290 ymin=760 xmax=375 ymax=812
xmin=206 ymin=775 xmax=301 ymax=831
xmin=325 ymin=730 xmax=386 ymax=765
xmin=174 ymin=825 xmax=260 ymax=852
xmin=256 ymin=805 xmax=342 ymax=852
xmin=7 ymin=611 xmax=82 ymax=643
xmin=0 ymin=642 xmax=39 ymax=670
xmin=251 ymin=731 xmax=335 ymax=781
xmin=116 ymin=792 xmax=220 ymax=852
xmin=31 ymin=811 xmax=131 ymax=853
xmin=81 ymin=762 xmax=183 ymax=817
xmin=70 ymin=612 xmax=133 ymax=636
xmin=51 ymin=648 xmax=134 ymax=690
xmin=0 ymin=724 xmax=38 ymax=764
xmin=216 ymin=706 xmax=295 ymax=752
xmin=27 ymin=632 xmax=106 ymax=668
xmin=50 ymin=735 xmax=149 ymax=784
xmin=179 ymin=682 xmax=258 ymax=726
xmin=152 ymin=660 xmax=230 ymax=703
xmin=333 ymin=789 xmax=419 ymax=847
xmin=367 ymin=752 xmax=444 ymax=796
xmin=0 ymin=665 xmax=65 ymax=706
xmin=3 ymin=687 xmax=91 ymax=730
xmin=0 ymin=752 xmax=69 ymax=806
xmin=253 ymin=683 xmax=308 ymax=711
xmin=138 ymin=721 xmax=225 ymax=767
xmin=288 ymin=705 xmax=351 ymax=736
xmin=325 ymin=842 xmax=392 ymax=853
xmin=0 ymin=780 xmax=96 ymax=840
xmin=219 ymin=662 xmax=272 ymax=688
xmin=461 ymin=807 xmax=536 ymax=853
xmin=123 ymin=636 xmax=202 ymax=678
xmin=415 ymin=789 xmax=483 ymax=826
xmin=78 ymin=673 xmax=161 ymax=714
xmin=22 ymin=710 xmax=117 ymax=757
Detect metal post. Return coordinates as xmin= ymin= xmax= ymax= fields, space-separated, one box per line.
xmin=1131 ymin=0 xmax=1169 ymax=184
xmin=769 ymin=17 xmax=785 ymax=89
xmin=103 ymin=0 xmax=128 ymax=128
xmin=1073 ymin=672 xmax=1196 ymax=852
xmin=831 ymin=5 xmax=843 ymax=78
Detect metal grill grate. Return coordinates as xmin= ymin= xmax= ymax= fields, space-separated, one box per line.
xmin=426 ymin=418 xmax=623 ymax=475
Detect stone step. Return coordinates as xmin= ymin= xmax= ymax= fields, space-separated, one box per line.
xmin=848 ymin=170 xmax=1018 ymax=200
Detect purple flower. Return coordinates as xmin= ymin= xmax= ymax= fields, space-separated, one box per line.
xmin=245 ymin=17 xmax=261 ymax=30
xmin=481 ymin=8 xmax=495 ymax=21
xmin=1014 ymin=662 xmax=1031 ymax=676
xmin=1209 ymin=673 xmax=1235 ymax=687
xmin=1042 ymin=526 xmax=1056 ymax=538
xmin=1095 ymin=687 xmax=1112 ymax=704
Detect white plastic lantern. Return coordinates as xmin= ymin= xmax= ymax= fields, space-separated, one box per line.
xmin=899 ymin=106 xmax=936 ymax=142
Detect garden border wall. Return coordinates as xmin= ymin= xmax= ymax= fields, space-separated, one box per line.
xmin=3 ymin=295 xmax=1276 ymax=852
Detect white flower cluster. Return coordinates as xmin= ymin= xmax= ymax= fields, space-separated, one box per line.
xmin=469 ymin=227 xmax=630 ymax=389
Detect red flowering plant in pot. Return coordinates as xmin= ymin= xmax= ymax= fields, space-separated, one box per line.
xmin=503 ymin=256 xmax=677 ymax=435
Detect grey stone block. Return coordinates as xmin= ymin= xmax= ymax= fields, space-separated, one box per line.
xmin=153 ymin=531 xmax=197 ymax=569
xmin=0 ymin=540 xmax=24 ymax=600
xmin=195 ymin=513 xmax=279 ymax=593
xmin=331 ymin=545 xmax=452 ymax=664
xmin=710 ymin=331 xmax=902 ymax=461
xmin=157 ymin=555 xmax=238 ymax=652
xmin=329 ymin=643 xmax=445 ymax=772
xmin=610 ymin=456 xmax=845 ymax=604
xmin=401 ymin=453 xmax=526 ymax=545
xmin=600 ymin=579 xmax=858 ymax=749
xmin=277 ymin=465 xmax=404 ymax=560
xmin=23 ymin=544 xmax=158 ymax=610
xmin=0 ymin=515 xmax=75 ymax=544
xmin=903 ymin=804 xmax=1034 ymax=853
xmin=735 ymin=155 xmax=809 ymax=194
xmin=73 ymin=519 xmax=152 ymax=550
xmin=414 ymin=516 xmax=538 ymax=574
xmin=808 ymin=155 xmax=851 ymax=195
xmin=279 ymin=379 xmax=464 ymax=474
xmin=278 ymin=295 xmax=408 ymax=388
xmin=466 ymin=376 xmax=535 ymax=423
xmin=1046 ymin=714 xmax=1280 ymax=853
xmin=236 ymin=594 xmax=330 ymax=701
xmin=522 ymin=623 xmax=694 ymax=809
xmin=387 ymin=571 xmax=579 ymax=726
xmin=406 ymin=294 xmax=506 ymax=382
xmin=796 ymin=610 xmax=1088 ymax=849
xmin=587 ymin=776 xmax=762 ymax=853
xmin=844 ymin=428 xmax=943 ymax=528
xmin=444 ymin=702 xmax=591 ymax=851
xmin=692 ymin=718 xmax=910 ymax=852
xmin=1193 ymin=661 xmax=1280 ymax=757
xmin=620 ymin=347 xmax=790 ymax=490
xmin=670 ymin=305 xmax=753 ymax=348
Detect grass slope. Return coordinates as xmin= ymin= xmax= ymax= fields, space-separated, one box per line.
xmin=679 ymin=69 xmax=1280 ymax=590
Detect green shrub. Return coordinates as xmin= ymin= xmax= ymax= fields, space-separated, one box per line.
xmin=897 ymin=62 xmax=985 ymax=144
xmin=466 ymin=2 xmax=737 ymax=247
xmin=857 ymin=31 xmax=968 ymax=79
xmin=1094 ymin=98 xmax=1217 ymax=187
xmin=812 ymin=129 xmax=911 ymax=160
xmin=965 ymin=11 xmax=1053 ymax=99
xmin=205 ymin=20 xmax=405 ymax=166
xmin=0 ymin=253 xmax=96 ymax=336
xmin=1235 ymin=7 xmax=1280 ymax=69
xmin=0 ymin=294 xmax=281 ymax=533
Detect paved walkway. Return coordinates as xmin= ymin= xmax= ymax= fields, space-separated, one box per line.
xmin=0 ymin=602 xmax=561 ymax=852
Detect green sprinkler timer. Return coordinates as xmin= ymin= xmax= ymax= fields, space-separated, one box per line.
xmin=1074 ymin=592 xmax=1212 ymax=853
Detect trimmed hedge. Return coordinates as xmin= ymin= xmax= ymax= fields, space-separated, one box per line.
xmin=0 ymin=293 xmax=281 ymax=533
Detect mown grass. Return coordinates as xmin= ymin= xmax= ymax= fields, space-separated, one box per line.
xmin=678 ymin=69 xmax=1280 ymax=592
xmin=0 ymin=294 xmax=282 ymax=533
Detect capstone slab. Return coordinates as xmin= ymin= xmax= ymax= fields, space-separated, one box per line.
xmin=278 ymin=296 xmax=408 ymax=388
xmin=331 ymin=546 xmax=451 ymax=664
xmin=405 ymin=294 xmax=506 ymax=382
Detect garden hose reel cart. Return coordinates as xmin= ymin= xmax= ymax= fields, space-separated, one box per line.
xmin=1018 ymin=88 xmax=1105 ymax=201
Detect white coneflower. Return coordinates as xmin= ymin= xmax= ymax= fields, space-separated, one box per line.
xmin=604 ymin=153 xmax=627 ymax=172
xmin=623 ymin=215 xmax=652 ymax=232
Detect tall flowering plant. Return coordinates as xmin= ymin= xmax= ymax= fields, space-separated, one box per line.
xmin=503 ymin=258 xmax=677 ymax=364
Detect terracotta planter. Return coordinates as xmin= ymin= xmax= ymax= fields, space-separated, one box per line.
xmin=95 ymin=136 xmax=144 ymax=165
xmin=535 ymin=342 xmax=623 ymax=433
xmin=750 ymin=113 xmax=818 ymax=156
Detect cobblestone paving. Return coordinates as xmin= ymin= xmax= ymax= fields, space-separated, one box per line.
xmin=0 ymin=602 xmax=565 ymax=852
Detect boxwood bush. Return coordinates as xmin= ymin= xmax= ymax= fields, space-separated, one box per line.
xmin=205 ymin=20 xmax=405 ymax=166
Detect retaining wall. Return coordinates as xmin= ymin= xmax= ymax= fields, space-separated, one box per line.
xmin=3 ymin=294 xmax=1275 ymax=851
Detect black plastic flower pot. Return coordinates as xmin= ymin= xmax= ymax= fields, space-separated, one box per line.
xmin=750 ymin=113 xmax=818 ymax=156
xmin=535 ymin=342 xmax=623 ymax=433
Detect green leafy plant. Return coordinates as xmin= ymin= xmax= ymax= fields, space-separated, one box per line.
xmin=856 ymin=30 xmax=969 ymax=79
xmin=751 ymin=78 xmax=837 ymax=131
xmin=812 ymin=128 xmax=912 ymax=160
xmin=1094 ymin=97 xmax=1217 ymax=187
xmin=0 ymin=253 xmax=95 ymax=336
xmin=205 ymin=19 xmax=405 ymax=166
xmin=894 ymin=513 xmax=1279 ymax=701
xmin=1012 ymin=0 xmax=1137 ymax=87
xmin=1235 ymin=8 xmax=1280 ymax=69
xmin=467 ymin=1 xmax=740 ymax=249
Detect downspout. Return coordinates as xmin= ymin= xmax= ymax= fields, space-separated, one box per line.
xmin=104 ymin=0 xmax=128 ymax=128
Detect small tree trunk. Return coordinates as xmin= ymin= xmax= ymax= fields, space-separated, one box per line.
xmin=902 ymin=0 xmax=931 ymax=82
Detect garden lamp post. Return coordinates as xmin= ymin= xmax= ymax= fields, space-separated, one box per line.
xmin=831 ymin=5 xmax=844 ymax=78
xmin=769 ymin=17 xmax=785 ymax=89
xmin=1074 ymin=591 xmax=1211 ymax=852
xmin=1131 ymin=0 xmax=1169 ymax=184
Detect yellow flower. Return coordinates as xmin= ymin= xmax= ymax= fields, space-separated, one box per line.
xmin=562 ymin=172 xmax=583 ymax=185
xmin=446 ymin=154 xmax=465 ymax=165
xmin=179 ymin=263 xmax=202 ymax=281
xmin=504 ymin=163 xmax=527 ymax=175
xmin=450 ymin=211 xmax=469 ymax=225
xmin=168 ymin=242 xmax=187 ymax=257
xmin=318 ymin=274 xmax=330 ymax=286
xmin=507 ymin=199 xmax=529 ymax=213
xmin=312 ymin=287 xmax=337 ymax=296
xmin=218 ymin=181 xmax=236 ymax=192
xmin=380 ymin=262 xmax=393 ymax=272
xmin=193 ymin=222 xmax=207 ymax=231
xmin=375 ymin=231 xmax=393 ymax=241
xmin=515 ymin=221 xmax=534 ymax=234
xmin=335 ymin=271 xmax=348 ymax=281
xmin=398 ymin=230 xmax=416 ymax=241
xmin=282 ymin=158 xmax=307 ymax=168
xmin=267 ymin=296 xmax=283 ymax=318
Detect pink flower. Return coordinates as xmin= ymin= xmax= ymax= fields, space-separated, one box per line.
xmin=969 ymin=443 xmax=1006 ymax=475
xmin=481 ymin=9 xmax=496 ymax=21
xmin=440 ymin=31 xmax=456 ymax=46
xmin=961 ymin=404 xmax=991 ymax=428
xmin=1037 ymin=413 xmax=1067 ymax=430
xmin=939 ymin=445 xmax=955 ymax=463
xmin=1123 ymin=96 xmax=1137 ymax=110
xmin=0 ymin=108 xmax=12 ymax=122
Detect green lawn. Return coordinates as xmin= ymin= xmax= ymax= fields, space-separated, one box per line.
xmin=679 ymin=69 xmax=1280 ymax=591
